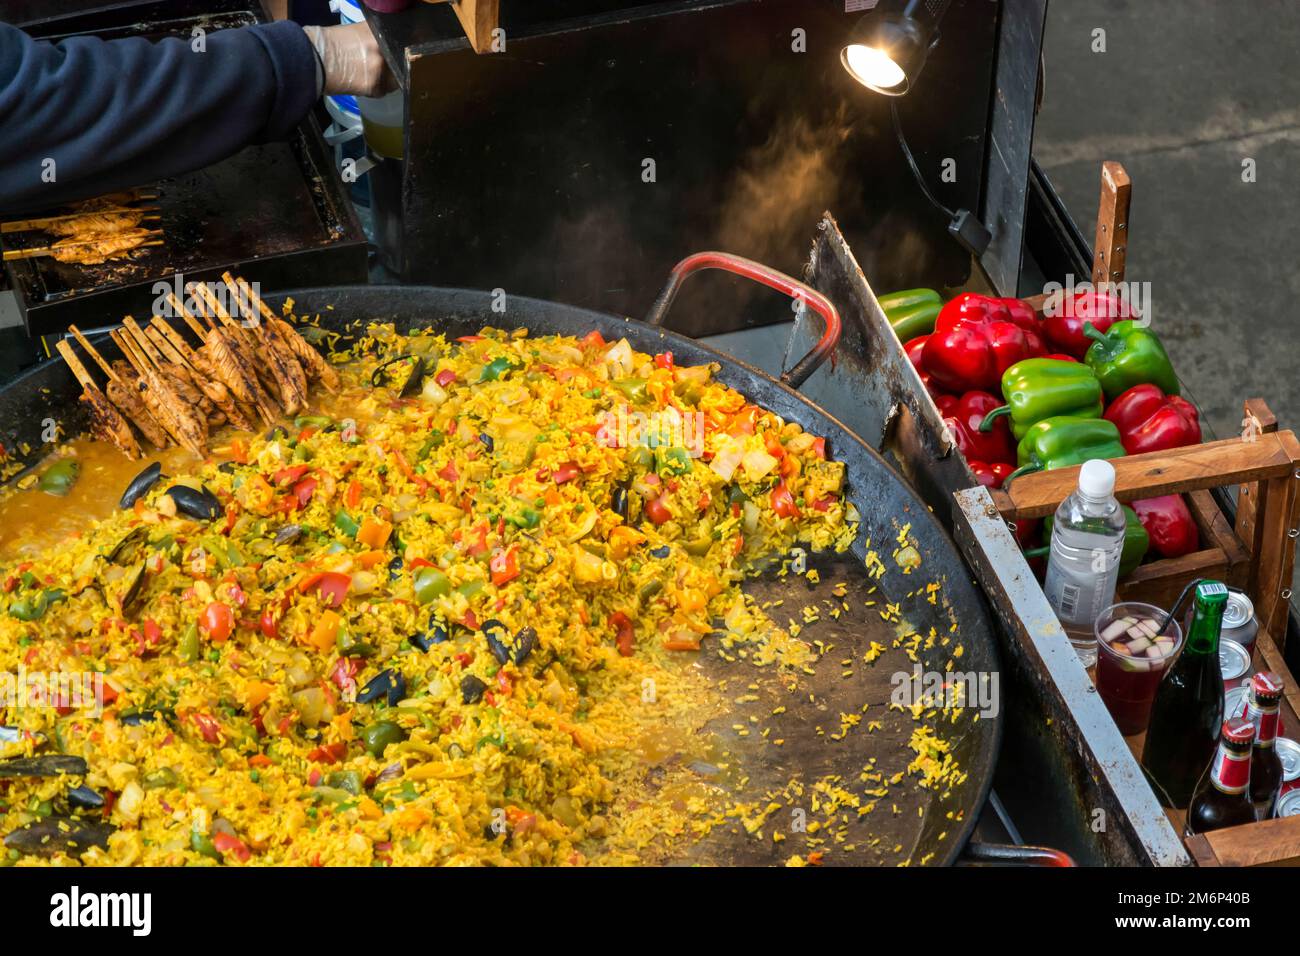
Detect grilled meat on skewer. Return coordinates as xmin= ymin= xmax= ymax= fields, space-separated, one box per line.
xmin=53 ymin=340 xmax=141 ymax=460
xmin=106 ymin=362 xmax=170 ymax=449
xmin=268 ymin=316 xmax=340 ymax=393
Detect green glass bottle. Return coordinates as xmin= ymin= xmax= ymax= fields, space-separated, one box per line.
xmin=1141 ymin=581 xmax=1228 ymax=807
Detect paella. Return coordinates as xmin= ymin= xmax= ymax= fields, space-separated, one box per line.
xmin=0 ymin=285 xmax=969 ymax=866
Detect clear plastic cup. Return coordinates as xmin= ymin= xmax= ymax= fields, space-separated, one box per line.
xmin=1094 ymin=602 xmax=1183 ymax=736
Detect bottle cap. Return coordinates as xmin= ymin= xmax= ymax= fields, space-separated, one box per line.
xmin=1251 ymin=670 xmax=1284 ymax=703
xmin=1077 ymin=459 xmax=1115 ymax=498
xmin=1223 ymin=716 xmax=1256 ymax=746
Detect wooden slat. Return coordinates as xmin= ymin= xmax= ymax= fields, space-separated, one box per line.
xmin=1252 ymin=430 xmax=1300 ymax=641
xmin=1236 ymin=399 xmax=1279 ymax=595
xmin=1114 ymin=548 xmax=1230 ymax=610
xmin=1188 ymin=815 xmax=1300 ymax=867
xmin=1186 ymin=488 xmax=1251 ymax=588
xmin=1092 ymin=161 xmax=1132 ymax=286
xmin=992 ymin=430 xmax=1300 ymax=520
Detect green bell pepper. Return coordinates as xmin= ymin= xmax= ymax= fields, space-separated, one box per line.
xmin=980 ymin=358 xmax=1104 ymax=440
xmin=1083 ymin=320 xmax=1180 ymax=400
xmin=1031 ymin=505 xmax=1149 ymax=577
xmin=880 ymin=288 xmax=943 ymax=342
xmin=413 ymin=567 xmax=451 ymax=603
xmin=37 ymin=459 xmax=79 ymax=497
xmin=1007 ymin=416 xmax=1126 ymax=483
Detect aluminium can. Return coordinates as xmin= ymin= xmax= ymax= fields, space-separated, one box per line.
xmin=1276 ymin=788 xmax=1300 ymax=818
xmin=1219 ymin=639 xmax=1252 ymax=693
xmin=1277 ymin=737 xmax=1300 ymax=796
xmin=1221 ymin=591 xmax=1259 ymax=655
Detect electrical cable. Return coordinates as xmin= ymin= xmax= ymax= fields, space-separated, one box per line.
xmin=891 ymin=99 xmax=957 ymax=220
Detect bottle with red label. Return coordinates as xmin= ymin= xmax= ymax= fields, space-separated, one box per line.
xmin=1187 ymin=716 xmax=1258 ymax=834
xmin=1246 ymin=671 xmax=1285 ymax=820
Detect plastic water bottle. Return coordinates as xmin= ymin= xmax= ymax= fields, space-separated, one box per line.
xmin=1043 ymin=459 xmax=1127 ymax=665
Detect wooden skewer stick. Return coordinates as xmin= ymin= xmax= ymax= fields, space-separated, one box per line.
xmin=165 ymin=291 xmax=211 ymax=341
xmin=54 ymin=338 xmax=97 ymax=391
xmin=1 ymin=206 xmax=162 ymax=235
xmin=151 ymin=317 xmax=208 ymax=370
xmin=234 ymin=276 xmax=279 ymax=324
xmin=145 ymin=325 xmax=195 ymax=373
xmin=67 ymin=325 xmax=119 ymax=383
xmin=122 ymin=316 xmax=171 ymax=370
xmin=110 ymin=329 xmax=184 ymax=448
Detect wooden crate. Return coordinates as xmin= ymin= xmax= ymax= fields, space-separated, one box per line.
xmin=989 ymin=401 xmax=1300 ymax=865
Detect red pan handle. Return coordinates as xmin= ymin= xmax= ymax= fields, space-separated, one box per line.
xmin=960 ymin=842 xmax=1077 ymax=867
xmin=644 ymin=251 xmax=841 ymax=389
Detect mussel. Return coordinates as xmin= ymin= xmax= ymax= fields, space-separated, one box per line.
xmin=114 ymin=562 xmax=147 ymax=615
xmin=460 ymin=674 xmax=488 ymax=705
xmin=3 ymin=817 xmax=115 ymax=857
xmin=67 ymin=785 xmax=105 ymax=811
xmin=410 ymin=621 xmax=448 ymax=652
xmin=371 ymin=354 xmax=425 ymax=397
xmin=273 ymin=523 xmax=304 ymax=547
xmin=119 ymin=461 xmax=163 ymax=510
xmin=480 ymin=619 xmax=536 ymax=666
xmin=611 ymin=484 xmax=630 ymax=520
xmin=0 ymin=755 xmax=88 ymax=778
xmin=356 ymin=669 xmax=406 ymax=706
xmin=164 ymin=484 xmax=222 ymax=521
xmin=105 ymin=526 xmax=149 ymax=565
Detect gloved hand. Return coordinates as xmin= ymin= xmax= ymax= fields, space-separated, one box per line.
xmin=302 ymin=22 xmax=391 ymax=97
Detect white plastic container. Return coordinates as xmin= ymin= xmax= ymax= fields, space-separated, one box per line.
xmin=1043 ymin=459 xmax=1128 ymax=665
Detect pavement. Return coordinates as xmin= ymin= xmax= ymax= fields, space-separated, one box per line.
xmin=1032 ymin=0 xmax=1300 ymax=443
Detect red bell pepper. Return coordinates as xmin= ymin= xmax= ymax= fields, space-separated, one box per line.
xmin=609 ymin=611 xmax=635 ymax=657
xmin=1102 ymin=383 xmax=1201 ymax=455
xmin=1132 ymin=495 xmax=1199 ymax=558
xmin=941 ymin=390 xmax=1015 ymax=465
xmin=1042 ymin=289 xmax=1131 ymax=359
xmin=489 ymin=546 xmax=520 ymax=586
xmin=903 ymin=335 xmax=947 ymax=399
xmin=968 ymin=460 xmax=1014 ymax=490
xmin=922 ymin=293 xmax=1046 ymax=391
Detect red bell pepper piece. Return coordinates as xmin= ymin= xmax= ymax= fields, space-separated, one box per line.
xmin=551 ymin=462 xmax=581 ymax=484
xmin=1041 ymin=289 xmax=1131 ymax=358
xmin=609 ymin=611 xmax=635 ymax=656
xmin=292 ymin=477 xmax=318 ymax=508
xmin=942 ymin=390 xmax=1015 ymax=465
xmin=1132 ymin=495 xmax=1199 ymax=559
xmin=258 ymin=608 xmax=280 ymax=640
xmin=1102 ymin=383 xmax=1201 ymax=455
xmin=489 ymin=546 xmax=520 ymax=586
xmin=922 ymin=293 xmax=1046 ymax=391
xmin=770 ymin=480 xmax=799 ymax=519
xmin=212 ymin=831 xmax=251 ymax=862
xmin=271 ymin=465 xmax=311 ymax=488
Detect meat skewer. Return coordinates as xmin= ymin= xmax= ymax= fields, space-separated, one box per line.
xmin=146 ymin=320 xmax=256 ymax=432
xmin=66 ymin=325 xmax=171 ymax=450
xmin=184 ymin=284 xmax=280 ymax=426
xmin=190 ymin=282 xmax=300 ymax=417
xmin=234 ymin=277 xmax=340 ymax=393
xmin=218 ymin=273 xmax=309 ymax=416
xmin=167 ymin=289 xmax=278 ymax=426
xmin=111 ymin=328 xmax=208 ymax=458
xmin=53 ymin=339 xmax=142 ymax=460
xmin=122 ymin=316 xmax=220 ymax=425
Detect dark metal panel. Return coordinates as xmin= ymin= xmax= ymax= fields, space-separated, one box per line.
xmin=979 ymin=0 xmax=1048 ymax=295
xmin=378 ymin=0 xmax=998 ymax=334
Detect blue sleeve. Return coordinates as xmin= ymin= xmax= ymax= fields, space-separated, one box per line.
xmin=0 ymin=21 xmax=320 ymax=213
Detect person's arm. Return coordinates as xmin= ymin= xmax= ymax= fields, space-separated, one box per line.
xmin=0 ymin=20 xmax=382 ymax=213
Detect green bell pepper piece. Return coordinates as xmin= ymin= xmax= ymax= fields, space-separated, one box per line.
xmin=609 ymin=378 xmax=649 ymax=403
xmin=1007 ymin=416 xmax=1126 ymax=483
xmin=37 ymin=459 xmax=79 ymax=497
xmin=1035 ymin=505 xmax=1149 ymax=577
xmin=9 ymin=588 xmax=66 ymax=621
xmin=334 ymin=509 xmax=360 ymax=538
xmin=878 ymin=288 xmax=941 ymax=315
xmin=413 ymin=567 xmax=451 ymax=603
xmin=479 ymin=356 xmax=519 ymax=382
xmin=980 ymin=358 xmax=1104 ymax=440
xmin=1083 ymin=320 xmax=1180 ymax=400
